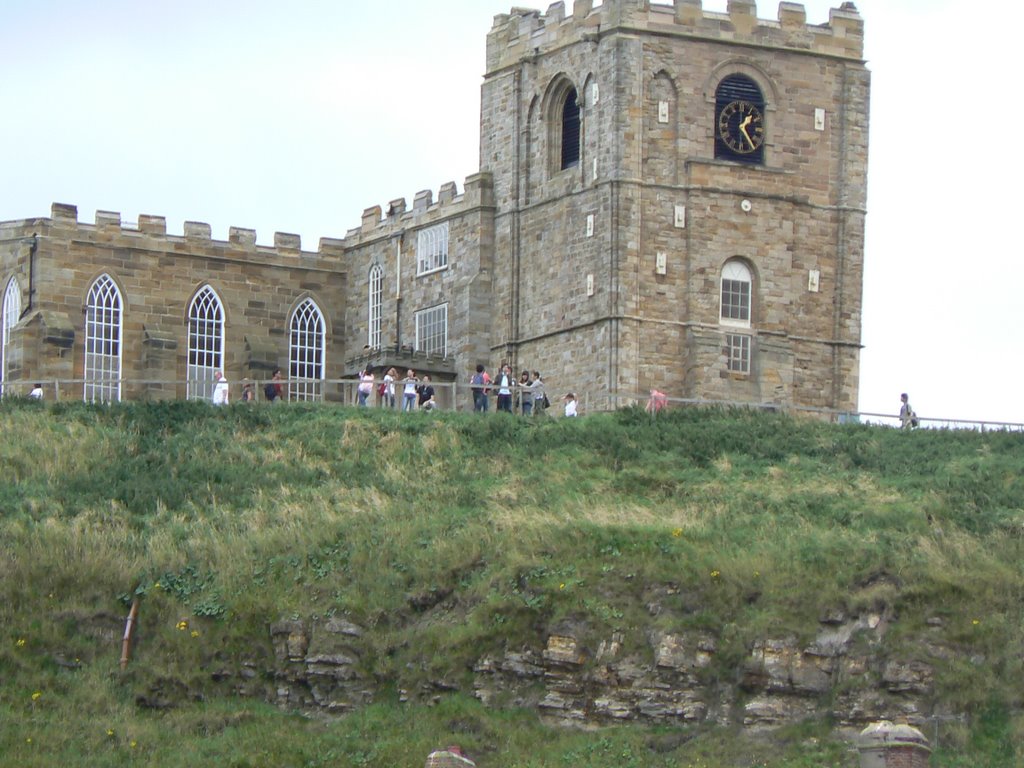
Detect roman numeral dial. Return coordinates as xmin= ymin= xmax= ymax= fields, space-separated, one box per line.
xmin=718 ymin=100 xmax=765 ymax=154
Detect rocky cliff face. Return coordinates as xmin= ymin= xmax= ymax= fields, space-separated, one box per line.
xmin=251 ymin=606 xmax=947 ymax=733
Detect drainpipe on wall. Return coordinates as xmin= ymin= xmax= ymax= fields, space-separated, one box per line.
xmin=19 ymin=233 xmax=38 ymax=320
xmin=394 ymin=231 xmax=404 ymax=349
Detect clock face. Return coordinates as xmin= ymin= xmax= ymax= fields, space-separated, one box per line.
xmin=717 ymin=100 xmax=765 ymax=155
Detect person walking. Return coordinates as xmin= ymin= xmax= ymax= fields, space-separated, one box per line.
xmin=357 ymin=366 xmax=374 ymax=407
xmin=264 ymin=368 xmax=284 ymax=403
xmin=899 ymin=393 xmax=918 ymax=429
xmin=212 ymin=371 xmax=230 ymax=405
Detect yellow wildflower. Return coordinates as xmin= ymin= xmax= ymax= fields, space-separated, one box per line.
xmin=191 ymin=630 xmax=200 ymax=638
xmin=31 ymin=692 xmax=42 ymax=701
xmin=16 ymin=638 xmax=26 ymax=647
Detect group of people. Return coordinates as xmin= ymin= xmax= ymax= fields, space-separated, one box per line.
xmin=358 ymin=366 xmax=438 ymax=411
xmin=210 ymin=362 xmax=574 ymax=415
xmin=211 ymin=368 xmax=284 ymax=406
xmin=470 ymin=364 xmax=552 ymax=415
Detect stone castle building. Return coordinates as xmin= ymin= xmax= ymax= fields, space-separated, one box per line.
xmin=0 ymin=0 xmax=869 ymax=411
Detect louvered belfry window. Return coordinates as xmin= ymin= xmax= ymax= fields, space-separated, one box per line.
xmin=715 ymin=74 xmax=766 ymax=165
xmin=561 ymin=89 xmax=581 ymax=170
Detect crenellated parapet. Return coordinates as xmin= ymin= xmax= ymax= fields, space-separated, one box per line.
xmin=10 ymin=202 xmax=347 ymax=262
xmin=342 ymin=172 xmax=495 ymax=247
xmin=486 ymin=0 xmax=863 ymax=73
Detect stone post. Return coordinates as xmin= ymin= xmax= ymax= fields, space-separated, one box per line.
xmin=425 ymin=746 xmax=476 ymax=768
xmin=857 ymin=720 xmax=931 ymax=768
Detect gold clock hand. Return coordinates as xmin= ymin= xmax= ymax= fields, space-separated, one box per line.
xmin=739 ymin=115 xmax=754 ymax=149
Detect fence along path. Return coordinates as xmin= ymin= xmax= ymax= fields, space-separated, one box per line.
xmin=6 ymin=378 xmax=1024 ymax=432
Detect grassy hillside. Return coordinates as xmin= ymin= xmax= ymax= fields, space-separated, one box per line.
xmin=1 ymin=399 xmax=1022 ymax=767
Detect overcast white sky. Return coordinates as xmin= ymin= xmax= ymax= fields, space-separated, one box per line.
xmin=1 ymin=1 xmax=1020 ymax=424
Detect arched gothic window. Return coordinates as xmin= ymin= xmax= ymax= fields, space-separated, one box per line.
xmin=2 ymin=278 xmax=21 ymax=395
xmin=368 ymin=264 xmax=383 ymax=349
xmin=187 ymin=286 xmax=225 ymax=401
xmin=561 ymin=88 xmax=581 ymax=170
xmin=84 ymin=274 xmax=122 ymax=403
xmin=290 ymin=297 xmax=325 ymax=402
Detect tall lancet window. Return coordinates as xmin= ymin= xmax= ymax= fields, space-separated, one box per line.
xmin=84 ymin=274 xmax=122 ymax=403
xmin=290 ymin=297 xmax=325 ymax=402
xmin=368 ymin=264 xmax=383 ymax=349
xmin=2 ymin=278 xmax=21 ymax=396
xmin=561 ymin=88 xmax=581 ymax=169
xmin=187 ymin=286 xmax=225 ymax=401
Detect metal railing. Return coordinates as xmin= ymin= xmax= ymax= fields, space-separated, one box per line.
xmin=3 ymin=377 xmax=1023 ymax=431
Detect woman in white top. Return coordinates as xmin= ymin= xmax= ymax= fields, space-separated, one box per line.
xmin=382 ymin=367 xmax=397 ymax=408
xmin=402 ymin=370 xmax=419 ymax=412
xmin=563 ymin=392 xmax=578 ymax=417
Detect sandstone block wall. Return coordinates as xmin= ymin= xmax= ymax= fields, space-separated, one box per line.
xmin=481 ymin=0 xmax=868 ymax=412
xmin=0 ymin=204 xmax=346 ymax=401
xmin=1 ymin=1 xmax=868 ymax=414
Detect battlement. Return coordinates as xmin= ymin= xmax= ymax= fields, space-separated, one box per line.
xmin=8 ymin=202 xmax=349 ymax=259
xmin=343 ymin=172 xmax=495 ymax=244
xmin=486 ymin=0 xmax=863 ymax=72
xmin=3 ymin=174 xmax=495 ymax=260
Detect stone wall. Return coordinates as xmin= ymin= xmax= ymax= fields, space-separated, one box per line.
xmin=338 ymin=174 xmax=496 ymax=408
xmin=0 ymin=1 xmax=869 ymax=414
xmin=480 ymin=0 xmax=868 ymax=411
xmin=0 ymin=204 xmax=346 ymax=400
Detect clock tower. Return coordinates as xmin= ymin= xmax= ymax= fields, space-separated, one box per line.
xmin=480 ymin=0 xmax=869 ymax=413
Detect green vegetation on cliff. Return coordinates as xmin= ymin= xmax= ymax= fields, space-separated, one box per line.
xmin=1 ymin=399 xmax=1021 ymax=767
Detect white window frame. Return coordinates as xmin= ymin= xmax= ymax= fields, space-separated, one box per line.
xmin=720 ymin=260 xmax=752 ymax=328
xmin=416 ymin=222 xmax=449 ymax=276
xmin=2 ymin=278 xmax=21 ymax=395
xmin=290 ymin=297 xmax=326 ymax=402
xmin=84 ymin=274 xmax=123 ymax=404
xmin=187 ymin=285 xmax=225 ymax=401
xmin=414 ymin=303 xmax=448 ymax=357
xmin=368 ymin=264 xmax=383 ymax=349
xmin=726 ymin=333 xmax=751 ymax=374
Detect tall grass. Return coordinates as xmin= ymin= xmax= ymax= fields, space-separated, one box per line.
xmin=1 ymin=398 xmax=1022 ymax=766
